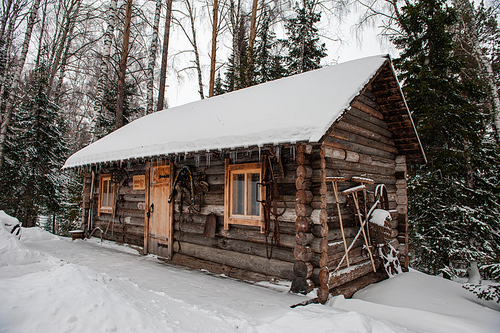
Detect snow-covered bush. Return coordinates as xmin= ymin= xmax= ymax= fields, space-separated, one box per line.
xmin=463 ymin=263 xmax=500 ymax=303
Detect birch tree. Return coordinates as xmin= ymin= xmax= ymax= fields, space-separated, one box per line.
xmin=0 ymin=0 xmax=42 ymax=170
xmin=157 ymin=0 xmax=173 ymax=111
xmin=116 ymin=0 xmax=134 ymax=129
xmin=208 ymin=0 xmax=219 ymax=97
xmin=146 ymin=0 xmax=162 ymax=115
xmin=92 ymin=0 xmax=117 ymax=139
xmin=176 ymin=0 xmax=205 ymax=99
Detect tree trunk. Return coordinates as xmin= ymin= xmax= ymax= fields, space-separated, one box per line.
xmin=146 ymin=0 xmax=162 ymax=115
xmin=454 ymin=0 xmax=500 ymax=139
xmin=0 ymin=0 xmax=21 ymax=117
xmin=208 ymin=0 xmax=218 ymax=97
xmin=48 ymin=0 xmax=82 ymax=94
xmin=157 ymin=0 xmax=173 ymax=111
xmin=54 ymin=3 xmax=79 ymax=105
xmin=0 ymin=0 xmax=42 ymax=171
xmin=115 ymin=0 xmax=133 ymax=130
xmin=185 ymin=0 xmax=204 ymax=99
xmin=92 ymin=0 xmax=117 ymax=139
xmin=246 ymin=0 xmax=258 ymax=85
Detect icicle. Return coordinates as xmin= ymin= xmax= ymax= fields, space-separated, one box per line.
xmin=258 ymin=146 xmax=261 ymax=162
xmin=206 ymin=152 xmax=211 ymax=168
xmin=195 ymin=154 xmax=200 ymax=168
xmin=276 ymin=145 xmax=280 ymax=161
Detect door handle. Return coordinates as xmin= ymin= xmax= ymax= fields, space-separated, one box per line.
xmin=147 ymin=203 xmax=154 ymax=218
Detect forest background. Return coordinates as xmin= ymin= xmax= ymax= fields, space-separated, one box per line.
xmin=0 ymin=0 xmax=498 ymax=299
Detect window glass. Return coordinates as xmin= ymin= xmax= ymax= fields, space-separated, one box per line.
xmin=102 ymin=179 xmax=110 ymax=207
xmin=248 ymin=173 xmax=260 ymax=216
xmin=232 ymin=173 xmax=245 ymax=215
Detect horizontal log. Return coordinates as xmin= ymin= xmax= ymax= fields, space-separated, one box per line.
xmin=341 ymin=112 xmax=392 ymax=138
xmin=329 ymin=270 xmax=387 ymax=299
xmin=296 ymin=153 xmax=311 ymax=165
xmin=311 ymin=223 xmax=329 ymax=238
xmin=296 ymin=190 xmax=313 ymax=204
xmin=295 ymin=176 xmax=311 ymax=191
xmin=294 ymin=245 xmax=312 ymax=262
xmin=170 ymin=253 xmax=283 ymax=283
xmin=328 ymin=238 xmax=363 ymax=255
xmin=296 ymin=144 xmax=313 ymax=154
xmin=310 ymin=251 xmax=329 ymax=268
xmin=311 ymin=237 xmax=328 ymax=253
xmin=291 ymin=277 xmax=311 ymax=294
xmin=323 ymin=137 xmax=397 ymax=161
xmin=295 ymin=232 xmax=314 ymax=246
xmin=295 ymin=203 xmax=313 ymax=217
xmin=351 ymin=99 xmax=383 ymax=120
xmin=327 ymin=247 xmax=368 ymax=272
xmin=174 ymin=231 xmax=295 ymax=262
xmin=297 ymin=165 xmax=313 ymax=179
xmin=176 ymin=242 xmax=294 ymax=280
xmin=327 ymin=260 xmax=378 ymax=290
xmin=311 ymin=267 xmax=328 ymax=286
xmin=295 ymin=216 xmax=311 ymax=232
xmin=294 ymin=260 xmax=314 ymax=278
xmin=219 ymin=226 xmax=296 ymax=249
xmin=325 ymin=226 xmax=358 ymax=242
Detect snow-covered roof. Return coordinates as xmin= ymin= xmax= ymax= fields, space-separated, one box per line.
xmin=64 ymin=55 xmax=391 ymax=169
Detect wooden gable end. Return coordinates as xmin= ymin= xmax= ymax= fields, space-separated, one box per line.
xmin=320 ymin=60 xmax=425 ymax=165
xmin=370 ymin=64 xmax=426 ymax=165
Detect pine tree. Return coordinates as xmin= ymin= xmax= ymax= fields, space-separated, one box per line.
xmin=393 ymin=0 xmax=500 ymax=276
xmin=282 ymin=0 xmax=327 ymax=75
xmin=0 ymin=59 xmax=69 ymax=227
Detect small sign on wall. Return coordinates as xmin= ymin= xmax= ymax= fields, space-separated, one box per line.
xmin=133 ymin=175 xmax=146 ymax=190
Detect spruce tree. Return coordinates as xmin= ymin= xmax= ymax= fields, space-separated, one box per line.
xmin=94 ymin=81 xmax=144 ymax=139
xmin=253 ymin=11 xmax=286 ymax=83
xmin=0 ymin=59 xmax=69 ymax=227
xmin=393 ymin=0 xmax=500 ymax=276
xmin=282 ymin=0 xmax=327 ymax=75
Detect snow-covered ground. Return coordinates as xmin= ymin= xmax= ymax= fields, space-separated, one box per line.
xmin=1 ymin=221 xmax=499 ymax=332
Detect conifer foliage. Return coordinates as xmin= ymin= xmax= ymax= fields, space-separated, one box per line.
xmin=0 ymin=59 xmax=69 ymax=227
xmin=392 ymin=0 xmax=500 ymax=276
xmin=282 ymin=0 xmax=327 ymax=74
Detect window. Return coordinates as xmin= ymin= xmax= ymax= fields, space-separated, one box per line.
xmin=224 ymin=160 xmax=264 ymax=231
xmin=98 ymin=174 xmax=115 ymax=215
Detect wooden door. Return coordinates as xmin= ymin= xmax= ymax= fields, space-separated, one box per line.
xmin=147 ymin=164 xmax=173 ymax=258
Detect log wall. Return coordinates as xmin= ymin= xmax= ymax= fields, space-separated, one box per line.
xmin=82 ymin=164 xmax=147 ymax=246
xmin=170 ymin=147 xmax=298 ymax=281
xmin=310 ymin=86 xmax=410 ymax=303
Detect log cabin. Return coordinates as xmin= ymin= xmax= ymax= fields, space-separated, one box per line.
xmin=64 ymin=55 xmax=425 ymax=303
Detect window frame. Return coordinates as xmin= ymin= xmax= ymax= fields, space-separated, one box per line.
xmin=98 ymin=174 xmax=115 ymax=215
xmin=224 ymin=159 xmax=265 ymax=232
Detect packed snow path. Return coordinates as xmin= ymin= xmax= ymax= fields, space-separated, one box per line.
xmin=1 ymin=227 xmax=499 ymax=332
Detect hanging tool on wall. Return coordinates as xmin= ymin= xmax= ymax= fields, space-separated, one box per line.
xmin=168 ymin=166 xmax=195 ymax=206
xmin=259 ymin=152 xmax=287 ymax=259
